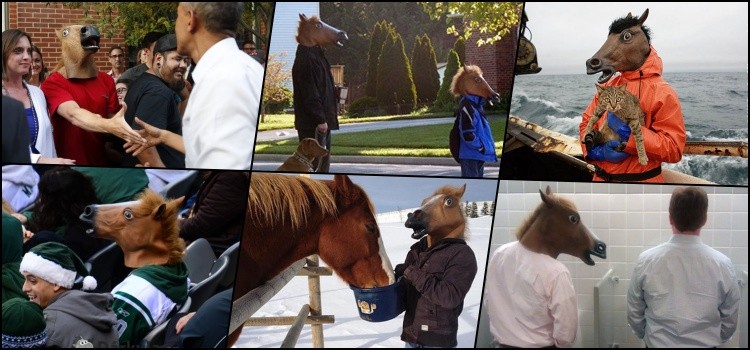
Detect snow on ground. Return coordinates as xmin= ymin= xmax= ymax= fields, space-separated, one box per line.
xmin=236 ymin=208 xmax=493 ymax=348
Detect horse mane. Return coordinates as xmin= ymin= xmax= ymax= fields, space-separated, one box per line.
xmin=450 ymin=65 xmax=483 ymax=97
xmin=134 ymin=190 xmax=185 ymax=264
xmin=249 ymin=174 xmax=337 ymax=230
xmin=609 ymin=15 xmax=651 ymax=42
xmin=295 ymin=15 xmax=321 ymax=44
xmin=515 ymin=192 xmax=578 ymax=240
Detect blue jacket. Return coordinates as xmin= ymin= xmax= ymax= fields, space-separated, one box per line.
xmin=457 ymin=95 xmax=497 ymax=162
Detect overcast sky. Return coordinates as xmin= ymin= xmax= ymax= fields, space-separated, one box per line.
xmin=523 ymin=2 xmax=748 ymax=75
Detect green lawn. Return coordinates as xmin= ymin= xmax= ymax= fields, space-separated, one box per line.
xmin=258 ymin=111 xmax=455 ymax=131
xmin=254 ymin=115 xmax=507 ymax=157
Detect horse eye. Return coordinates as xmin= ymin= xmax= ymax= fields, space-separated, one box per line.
xmin=622 ymin=31 xmax=632 ymax=41
xmin=569 ymin=215 xmax=578 ymax=224
xmin=445 ymin=198 xmax=453 ymax=206
xmin=315 ymin=23 xmax=322 ymax=29
xmin=474 ymin=77 xmax=481 ymax=83
xmin=62 ymin=29 xmax=69 ymax=37
xmin=124 ymin=209 xmax=134 ymax=220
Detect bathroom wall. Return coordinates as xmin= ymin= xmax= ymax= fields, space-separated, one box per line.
xmin=483 ymin=181 xmax=748 ymax=348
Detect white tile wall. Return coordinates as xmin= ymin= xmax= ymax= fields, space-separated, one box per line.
xmin=484 ymin=181 xmax=748 ymax=348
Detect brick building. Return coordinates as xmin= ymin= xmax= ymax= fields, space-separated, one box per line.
xmin=5 ymin=2 xmax=127 ymax=73
xmin=465 ymin=25 xmax=519 ymax=98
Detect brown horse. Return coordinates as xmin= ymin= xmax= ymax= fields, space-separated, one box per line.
xmin=296 ymin=13 xmax=348 ymax=47
xmin=516 ymin=186 xmax=606 ymax=265
xmin=586 ymin=9 xmax=651 ymax=84
xmin=79 ymin=190 xmax=186 ymax=268
xmin=450 ymin=65 xmax=501 ymax=105
xmin=236 ymin=173 xmax=395 ymax=297
xmin=405 ymin=184 xmax=467 ymax=247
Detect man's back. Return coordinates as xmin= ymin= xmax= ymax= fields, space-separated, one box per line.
xmin=485 ymin=241 xmax=578 ymax=348
xmin=627 ymin=234 xmax=740 ymax=347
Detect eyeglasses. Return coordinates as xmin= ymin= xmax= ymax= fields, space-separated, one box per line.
xmin=111 ymin=54 xmax=126 ymax=59
xmin=116 ymin=88 xmax=128 ymax=94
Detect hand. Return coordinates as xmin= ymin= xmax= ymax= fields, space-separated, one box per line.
xmin=175 ymin=312 xmax=196 ymax=334
xmin=22 ymin=230 xmax=34 ymax=243
xmin=316 ymin=122 xmax=328 ymax=134
xmin=394 ymin=264 xmax=406 ymax=279
xmin=107 ymin=103 xmax=147 ymax=145
xmin=607 ymin=112 xmax=631 ymax=142
xmin=37 ymin=156 xmax=76 ymax=165
xmin=587 ymin=140 xmax=629 ymax=163
xmin=123 ymin=118 xmax=163 ymax=156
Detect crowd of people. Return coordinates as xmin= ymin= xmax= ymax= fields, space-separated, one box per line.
xmin=1 ymin=3 xmax=264 ymax=170
xmin=2 ymin=165 xmax=247 ymax=348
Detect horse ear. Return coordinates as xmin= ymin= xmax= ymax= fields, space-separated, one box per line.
xmin=166 ymin=196 xmax=186 ymax=214
xmin=539 ymin=186 xmax=554 ymax=207
xmin=625 ymin=12 xmax=633 ymax=19
xmin=332 ymin=174 xmax=358 ymax=207
xmin=457 ymin=184 xmax=466 ymax=198
xmin=638 ymin=8 xmax=649 ymax=25
xmin=152 ymin=203 xmax=167 ymax=220
xmin=299 ymin=13 xmax=308 ymax=22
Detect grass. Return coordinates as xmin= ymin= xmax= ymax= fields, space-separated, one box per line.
xmin=258 ymin=111 xmax=455 ymax=131
xmin=254 ymin=115 xmax=507 ymax=157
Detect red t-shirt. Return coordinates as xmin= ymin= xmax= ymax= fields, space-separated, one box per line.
xmin=41 ymin=71 xmax=118 ymax=165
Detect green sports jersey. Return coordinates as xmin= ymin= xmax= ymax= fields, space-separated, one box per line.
xmin=111 ymin=262 xmax=189 ymax=347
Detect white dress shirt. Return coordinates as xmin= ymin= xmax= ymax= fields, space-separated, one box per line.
xmin=485 ymin=241 xmax=578 ymax=348
xmin=182 ymin=37 xmax=263 ymax=169
xmin=627 ymin=233 xmax=740 ymax=348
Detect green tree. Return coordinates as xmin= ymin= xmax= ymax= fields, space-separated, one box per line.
xmin=490 ymin=201 xmax=495 ymax=216
xmin=376 ymin=30 xmax=417 ymax=114
xmin=464 ymin=201 xmax=471 ymax=217
xmin=482 ymin=202 xmax=489 ymax=216
xmin=411 ymin=34 xmax=440 ymax=106
xmin=365 ymin=21 xmax=389 ymax=98
xmin=61 ymin=2 xmax=274 ymax=48
xmin=421 ymin=2 xmax=523 ymax=46
xmin=470 ymin=202 xmax=479 ymax=218
xmin=261 ymin=53 xmax=291 ymax=121
xmin=320 ymin=2 xmax=455 ymax=89
xmin=453 ymin=37 xmax=466 ymax=67
xmin=433 ymin=48 xmax=460 ymax=111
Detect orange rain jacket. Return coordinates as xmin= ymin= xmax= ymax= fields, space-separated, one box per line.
xmin=580 ymin=46 xmax=686 ymax=183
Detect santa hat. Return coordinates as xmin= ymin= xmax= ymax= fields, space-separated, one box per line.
xmin=19 ymin=242 xmax=97 ymax=291
xmin=1 ymin=298 xmax=48 ymax=348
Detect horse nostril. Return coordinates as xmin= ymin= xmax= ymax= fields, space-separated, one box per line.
xmin=412 ymin=210 xmax=423 ymax=219
xmin=587 ymin=58 xmax=601 ymax=68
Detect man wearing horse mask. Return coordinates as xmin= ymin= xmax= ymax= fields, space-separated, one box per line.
xmin=580 ymin=9 xmax=686 ymax=183
xmin=292 ymin=14 xmax=347 ymax=173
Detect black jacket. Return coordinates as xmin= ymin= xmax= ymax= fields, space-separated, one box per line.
xmin=179 ymin=171 xmax=249 ymax=256
xmin=2 ymin=96 xmax=31 ymax=164
xmin=292 ymin=45 xmax=339 ymax=131
xmin=397 ymin=237 xmax=477 ymax=347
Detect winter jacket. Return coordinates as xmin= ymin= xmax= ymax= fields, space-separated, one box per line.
xmin=580 ymin=46 xmax=685 ymax=182
xmin=457 ymin=95 xmax=498 ymax=163
xmin=44 ymin=290 xmax=120 ymax=348
xmin=111 ymin=262 xmax=189 ymax=347
xmin=3 ymin=212 xmax=26 ymax=303
xmin=180 ymin=171 xmax=249 ymax=256
xmin=292 ymin=45 xmax=339 ymax=131
xmin=398 ymin=237 xmax=477 ymax=347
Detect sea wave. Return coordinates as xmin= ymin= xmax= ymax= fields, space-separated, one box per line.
xmin=665 ymin=155 xmax=748 ymax=186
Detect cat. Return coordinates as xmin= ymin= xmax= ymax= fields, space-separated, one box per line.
xmin=583 ymin=84 xmax=648 ymax=165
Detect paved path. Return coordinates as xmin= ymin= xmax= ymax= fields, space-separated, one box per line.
xmin=257 ymin=117 xmax=455 ymax=142
xmin=252 ymin=156 xmax=500 ymax=178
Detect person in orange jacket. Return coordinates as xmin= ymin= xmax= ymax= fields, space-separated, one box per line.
xmin=580 ymin=10 xmax=686 ymax=183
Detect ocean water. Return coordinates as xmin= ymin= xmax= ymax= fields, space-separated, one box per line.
xmin=510 ymin=72 xmax=749 ymax=186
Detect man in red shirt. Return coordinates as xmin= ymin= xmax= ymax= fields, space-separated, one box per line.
xmin=41 ymin=24 xmax=143 ymax=166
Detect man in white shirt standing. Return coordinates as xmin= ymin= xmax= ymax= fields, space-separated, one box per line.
xmin=174 ymin=2 xmax=262 ymax=169
xmin=627 ymin=186 xmax=740 ymax=348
